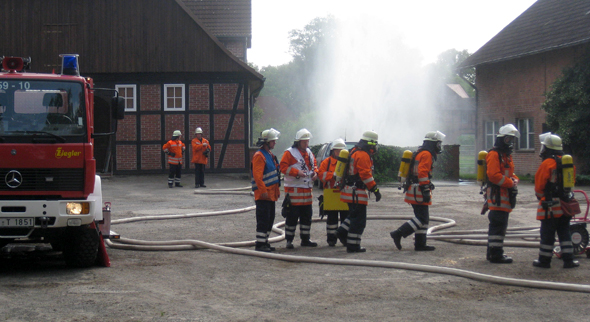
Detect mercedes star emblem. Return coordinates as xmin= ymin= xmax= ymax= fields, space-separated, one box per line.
xmin=5 ymin=170 xmax=23 ymax=188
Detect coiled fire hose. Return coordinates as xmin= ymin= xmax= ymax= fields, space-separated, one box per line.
xmin=105 ymin=187 xmax=590 ymax=293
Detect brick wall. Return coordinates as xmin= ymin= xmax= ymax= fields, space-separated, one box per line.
xmin=116 ymin=145 xmax=137 ymax=170
xmin=222 ymin=40 xmax=245 ymax=61
xmin=141 ymin=144 xmax=162 ymax=170
xmin=213 ymin=143 xmax=244 ymax=168
xmin=476 ymin=45 xmax=586 ymax=175
xmin=114 ymin=80 xmax=248 ymax=173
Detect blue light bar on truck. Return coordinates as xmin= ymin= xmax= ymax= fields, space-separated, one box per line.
xmin=60 ymin=54 xmax=80 ymax=76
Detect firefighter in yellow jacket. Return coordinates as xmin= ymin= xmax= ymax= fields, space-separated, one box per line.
xmin=251 ymin=128 xmax=281 ymax=252
xmin=390 ymin=131 xmax=444 ymax=251
xmin=484 ymin=124 xmax=520 ymax=264
xmin=336 ymin=131 xmax=381 ymax=253
xmin=318 ymin=138 xmax=349 ymax=246
xmin=163 ymin=130 xmax=185 ymax=188
xmin=280 ymin=128 xmax=318 ymax=249
xmin=533 ymin=133 xmax=579 ymax=269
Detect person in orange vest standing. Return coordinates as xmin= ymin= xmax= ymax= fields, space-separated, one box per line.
xmin=191 ymin=127 xmax=210 ymax=188
xmin=336 ymin=131 xmax=381 ymax=253
xmin=533 ymin=133 xmax=579 ymax=269
xmin=390 ymin=131 xmax=444 ymax=252
xmin=484 ymin=124 xmax=520 ymax=264
xmin=280 ymin=128 xmax=318 ymax=249
xmin=251 ymin=128 xmax=281 ymax=252
xmin=318 ymin=138 xmax=349 ymax=246
xmin=163 ymin=130 xmax=185 ymax=188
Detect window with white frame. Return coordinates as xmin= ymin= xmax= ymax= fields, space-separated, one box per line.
xmin=115 ymin=85 xmax=137 ymax=112
xmin=485 ymin=120 xmax=499 ymax=149
xmin=517 ymin=118 xmax=534 ymax=150
xmin=164 ymin=84 xmax=185 ymax=111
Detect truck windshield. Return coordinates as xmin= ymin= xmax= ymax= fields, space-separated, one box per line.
xmin=0 ymin=80 xmax=85 ymax=139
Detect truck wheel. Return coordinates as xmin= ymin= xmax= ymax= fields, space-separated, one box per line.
xmin=63 ymin=226 xmax=100 ymax=268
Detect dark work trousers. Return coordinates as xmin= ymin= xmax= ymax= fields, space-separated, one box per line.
xmin=255 ymin=200 xmax=276 ymax=246
xmin=336 ymin=203 xmax=367 ymax=250
xmin=326 ymin=210 xmax=348 ymax=243
xmin=397 ymin=204 xmax=430 ymax=247
xmin=168 ymin=164 xmax=182 ymax=186
xmin=538 ymin=215 xmax=573 ymax=263
xmin=487 ymin=210 xmax=509 ymax=260
xmin=285 ymin=205 xmax=313 ymax=242
xmin=194 ymin=163 xmax=205 ymax=186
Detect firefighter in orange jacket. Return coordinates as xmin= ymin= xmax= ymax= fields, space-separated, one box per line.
xmin=390 ymin=131 xmax=444 ymax=251
xmin=251 ymin=128 xmax=281 ymax=252
xmin=163 ymin=130 xmax=185 ymax=188
xmin=280 ymin=128 xmax=318 ymax=249
xmin=318 ymin=138 xmax=349 ymax=246
xmin=336 ymin=131 xmax=381 ymax=253
xmin=191 ymin=127 xmax=210 ymax=188
xmin=483 ymin=124 xmax=520 ymax=263
xmin=533 ymin=133 xmax=579 ymax=269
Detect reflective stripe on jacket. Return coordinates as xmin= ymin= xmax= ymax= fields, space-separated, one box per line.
xmin=486 ymin=149 xmax=518 ymax=212
xmin=280 ymin=147 xmax=317 ymax=189
xmin=163 ymin=140 xmax=185 ymax=165
xmin=251 ymin=149 xmax=280 ymax=201
xmin=404 ymin=150 xmax=433 ymax=205
xmin=191 ymin=137 xmax=210 ymax=165
xmin=340 ymin=148 xmax=375 ymax=205
xmin=318 ymin=156 xmax=338 ymax=189
xmin=535 ymin=157 xmax=564 ymax=219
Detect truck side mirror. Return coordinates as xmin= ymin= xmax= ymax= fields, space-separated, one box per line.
xmin=111 ymin=96 xmax=125 ymax=120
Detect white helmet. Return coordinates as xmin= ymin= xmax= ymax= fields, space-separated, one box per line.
xmin=539 ymin=132 xmax=562 ymax=151
xmin=331 ymin=138 xmax=346 ymax=150
xmin=295 ymin=128 xmax=312 ymax=141
xmin=261 ymin=128 xmax=280 ymax=141
xmin=424 ymin=131 xmax=445 ymax=142
xmin=195 ymin=127 xmax=203 ymax=134
xmin=497 ymin=124 xmax=520 ymax=138
xmin=361 ymin=130 xmax=378 ymax=144
xmin=173 ymin=130 xmax=182 ymax=137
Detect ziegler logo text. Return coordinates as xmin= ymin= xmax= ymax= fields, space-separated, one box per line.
xmin=55 ymin=147 xmax=82 ymax=159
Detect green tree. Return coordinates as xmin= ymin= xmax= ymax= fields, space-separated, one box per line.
xmin=542 ymin=52 xmax=590 ymax=167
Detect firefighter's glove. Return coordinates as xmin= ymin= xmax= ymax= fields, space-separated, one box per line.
xmin=166 ymin=151 xmax=174 ymax=156
xmin=508 ymin=185 xmax=518 ymax=209
xmin=420 ymin=184 xmax=431 ymax=203
xmin=370 ymin=186 xmax=382 ymax=202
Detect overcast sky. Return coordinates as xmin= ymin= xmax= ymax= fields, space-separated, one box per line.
xmin=248 ymin=0 xmax=538 ymax=67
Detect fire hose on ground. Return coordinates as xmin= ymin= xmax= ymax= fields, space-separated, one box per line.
xmin=105 ymin=187 xmax=590 ymax=293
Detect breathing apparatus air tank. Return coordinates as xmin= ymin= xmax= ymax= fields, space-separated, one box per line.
xmin=477 ymin=151 xmax=488 ymax=186
xmin=334 ymin=149 xmax=350 ymax=181
xmin=562 ymin=154 xmax=575 ymax=189
xmin=398 ymin=150 xmax=413 ymax=182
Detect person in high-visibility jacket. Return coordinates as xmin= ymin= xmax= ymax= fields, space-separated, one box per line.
xmin=163 ymin=130 xmax=186 ymax=188
xmin=390 ymin=131 xmax=444 ymax=251
xmin=318 ymin=138 xmax=349 ymax=246
xmin=280 ymin=128 xmax=318 ymax=249
xmin=484 ymin=124 xmax=520 ymax=264
xmin=191 ymin=127 xmax=210 ymax=188
xmin=251 ymin=128 xmax=281 ymax=252
xmin=533 ymin=133 xmax=579 ymax=269
xmin=336 ymin=131 xmax=381 ymax=253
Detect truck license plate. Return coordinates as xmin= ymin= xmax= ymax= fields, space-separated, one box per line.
xmin=0 ymin=218 xmax=34 ymax=227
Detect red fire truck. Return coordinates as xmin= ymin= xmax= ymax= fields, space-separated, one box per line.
xmin=0 ymin=55 xmax=124 ymax=267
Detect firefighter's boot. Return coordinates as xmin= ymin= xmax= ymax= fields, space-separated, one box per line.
xmin=285 ymin=240 xmax=294 ymax=249
xmin=414 ymin=232 xmax=435 ymax=251
xmin=347 ymin=246 xmax=367 ymax=253
xmin=301 ymin=238 xmax=318 ymax=247
xmin=488 ymin=247 xmax=512 ymax=263
xmin=563 ymin=260 xmax=580 ymax=269
xmin=255 ymin=242 xmax=271 ymax=252
xmin=533 ymin=258 xmax=551 ymax=268
xmin=389 ymin=229 xmax=403 ymax=250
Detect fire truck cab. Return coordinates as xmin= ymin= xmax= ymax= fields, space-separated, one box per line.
xmin=0 ymin=55 xmax=124 ymax=267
